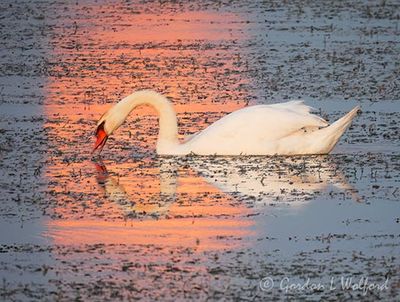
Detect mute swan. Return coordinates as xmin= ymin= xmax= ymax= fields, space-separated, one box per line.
xmin=93 ymin=90 xmax=359 ymax=155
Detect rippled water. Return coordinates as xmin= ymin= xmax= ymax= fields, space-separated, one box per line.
xmin=0 ymin=0 xmax=399 ymax=300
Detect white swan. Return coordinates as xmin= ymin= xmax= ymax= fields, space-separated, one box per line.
xmin=93 ymin=90 xmax=360 ymax=155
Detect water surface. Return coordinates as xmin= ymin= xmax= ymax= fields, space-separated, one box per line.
xmin=0 ymin=0 xmax=399 ymax=300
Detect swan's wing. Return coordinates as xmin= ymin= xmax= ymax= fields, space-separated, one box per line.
xmin=269 ymin=100 xmax=317 ymax=115
xmin=189 ymin=101 xmax=328 ymax=145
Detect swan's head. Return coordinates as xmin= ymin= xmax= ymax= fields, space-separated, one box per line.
xmin=93 ymin=121 xmax=109 ymax=153
xmin=92 ymin=102 xmax=131 ymax=153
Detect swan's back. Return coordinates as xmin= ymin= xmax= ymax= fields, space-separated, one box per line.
xmin=184 ymin=101 xmax=328 ymax=155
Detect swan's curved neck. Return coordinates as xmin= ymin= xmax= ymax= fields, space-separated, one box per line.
xmin=123 ymin=91 xmax=179 ymax=152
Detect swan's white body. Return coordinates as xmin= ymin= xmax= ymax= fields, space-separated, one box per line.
xmin=94 ymin=90 xmax=359 ymax=155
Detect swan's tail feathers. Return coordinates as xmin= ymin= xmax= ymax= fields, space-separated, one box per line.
xmin=330 ymin=105 xmax=360 ymax=131
xmin=320 ymin=105 xmax=360 ymax=153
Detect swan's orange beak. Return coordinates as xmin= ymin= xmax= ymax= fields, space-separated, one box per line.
xmin=92 ymin=122 xmax=108 ymax=154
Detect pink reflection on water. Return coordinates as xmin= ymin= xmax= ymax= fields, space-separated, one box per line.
xmin=42 ymin=4 xmax=254 ymax=252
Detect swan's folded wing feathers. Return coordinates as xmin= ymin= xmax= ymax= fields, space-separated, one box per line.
xmin=189 ymin=102 xmax=329 ymax=147
xmin=270 ymin=100 xmax=313 ymax=114
xmin=270 ymin=100 xmax=328 ymax=126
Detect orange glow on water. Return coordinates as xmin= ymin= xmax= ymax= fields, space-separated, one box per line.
xmin=45 ymin=160 xmax=254 ymax=250
xmin=47 ymin=217 xmax=253 ymax=250
xmin=90 ymin=11 xmax=245 ymax=43
xmin=42 ymin=3 xmax=254 ymax=252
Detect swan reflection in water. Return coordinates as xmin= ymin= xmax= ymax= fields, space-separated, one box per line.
xmin=94 ymin=159 xmax=178 ymax=218
xmin=93 ymin=155 xmax=360 ymax=219
xmin=44 ymin=156 xmax=359 ymax=250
